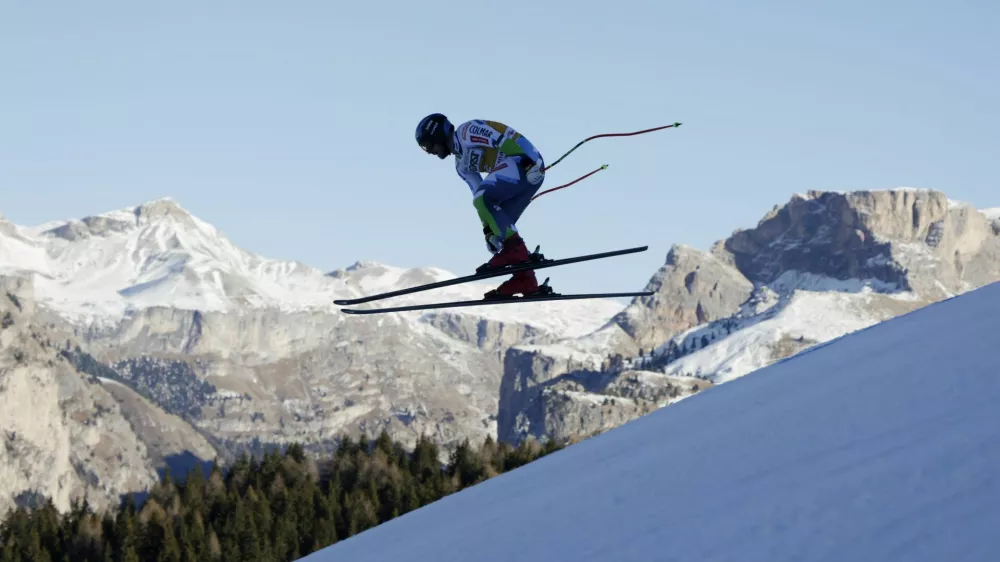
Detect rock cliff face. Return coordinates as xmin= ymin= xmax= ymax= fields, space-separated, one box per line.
xmin=64 ymin=290 xmax=603 ymax=457
xmin=715 ymin=189 xmax=1000 ymax=297
xmin=0 ymin=276 xmax=160 ymax=515
xmin=614 ymin=245 xmax=755 ymax=352
xmin=499 ymin=340 xmax=711 ymax=444
xmin=498 ymin=189 xmax=1000 ymax=445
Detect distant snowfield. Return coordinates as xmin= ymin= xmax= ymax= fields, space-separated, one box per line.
xmin=302 ymin=281 xmax=1000 ymax=562
xmin=0 ymin=198 xmax=624 ymax=336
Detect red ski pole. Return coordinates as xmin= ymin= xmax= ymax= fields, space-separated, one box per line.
xmin=541 ymin=122 xmax=682 ymax=173
xmin=532 ymin=165 xmax=608 ymax=201
xmin=532 ymin=122 xmax=682 ymax=201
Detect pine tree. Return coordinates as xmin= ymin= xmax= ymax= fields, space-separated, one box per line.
xmin=176 ymin=514 xmax=198 ymax=562
xmin=449 ymin=439 xmax=485 ymax=488
xmin=233 ymin=496 xmax=261 ymax=561
xmin=34 ymin=501 xmax=61 ymax=558
xmin=206 ymin=528 xmax=222 ymax=560
xmin=113 ymin=501 xmax=139 ymax=562
xmin=373 ymin=429 xmax=393 ymax=458
xmin=220 ymin=534 xmax=239 ymax=562
xmin=345 ymin=491 xmax=378 ymax=537
xmin=411 ymin=434 xmax=440 ymax=484
xmin=155 ymin=517 xmax=181 ymax=562
xmin=182 ymin=464 xmax=207 ymax=515
xmin=121 ymin=543 xmax=140 ymax=562
xmin=273 ymin=514 xmax=300 ymax=561
xmin=26 ymin=528 xmax=50 ymax=562
xmin=147 ymin=513 xmax=180 ymax=562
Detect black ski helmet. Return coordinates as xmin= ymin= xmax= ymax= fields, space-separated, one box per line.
xmin=415 ymin=113 xmax=453 ymax=158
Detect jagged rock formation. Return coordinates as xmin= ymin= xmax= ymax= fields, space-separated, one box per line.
xmin=714 ymin=189 xmax=1000 ymax=297
xmin=499 ymin=188 xmax=1000 ymax=445
xmin=615 ymin=245 xmax=755 ymax=351
xmin=499 ymin=345 xmax=711 ymax=444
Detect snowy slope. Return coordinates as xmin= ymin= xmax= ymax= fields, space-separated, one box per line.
xmin=302 ymin=281 xmax=1000 ymax=562
xmin=0 ymin=198 xmax=624 ymax=335
xmin=653 ymin=276 xmax=920 ymax=383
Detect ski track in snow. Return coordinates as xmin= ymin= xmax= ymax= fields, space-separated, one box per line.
xmin=0 ymin=199 xmax=623 ymax=335
xmin=302 ymin=281 xmax=1000 ymax=562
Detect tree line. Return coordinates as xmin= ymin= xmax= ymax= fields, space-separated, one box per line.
xmin=0 ymin=431 xmax=562 ymax=562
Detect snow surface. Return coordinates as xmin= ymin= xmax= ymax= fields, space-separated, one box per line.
xmin=301 ymin=281 xmax=1000 ymax=562
xmin=655 ymin=287 xmax=902 ymax=383
xmin=0 ymin=199 xmax=624 ymax=336
xmin=983 ymin=207 xmax=1000 ymax=221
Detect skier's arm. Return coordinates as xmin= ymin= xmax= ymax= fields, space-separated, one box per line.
xmin=455 ymin=151 xmax=500 ymax=237
xmin=456 ymin=164 xmax=482 ymax=193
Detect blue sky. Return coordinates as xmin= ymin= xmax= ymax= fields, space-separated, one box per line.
xmin=2 ymin=1 xmax=998 ymax=295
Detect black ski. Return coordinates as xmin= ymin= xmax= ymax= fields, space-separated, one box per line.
xmin=339 ymin=290 xmax=654 ymax=315
xmin=333 ymin=245 xmax=649 ymax=306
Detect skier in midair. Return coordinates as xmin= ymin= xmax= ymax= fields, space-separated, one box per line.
xmin=415 ymin=113 xmax=546 ymax=298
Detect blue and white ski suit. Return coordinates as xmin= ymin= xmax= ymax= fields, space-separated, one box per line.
xmin=450 ymin=119 xmax=545 ymax=240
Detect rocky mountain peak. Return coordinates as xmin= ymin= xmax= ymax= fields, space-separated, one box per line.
xmin=134 ymin=196 xmax=188 ymax=219
xmin=39 ymin=197 xmax=199 ymax=242
xmin=612 ymin=243 xmax=754 ymax=351
xmin=712 ymin=188 xmax=1000 ymax=297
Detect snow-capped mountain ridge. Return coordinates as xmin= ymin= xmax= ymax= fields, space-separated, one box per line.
xmin=24 ymin=197 xmax=340 ymax=317
xmin=0 ymin=198 xmax=624 ymax=333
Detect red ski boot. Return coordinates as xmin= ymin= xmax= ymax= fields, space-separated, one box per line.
xmin=477 ymin=233 xmax=544 ymax=298
xmin=486 ymin=270 xmax=541 ymax=298
xmin=476 ymin=233 xmax=534 ymax=272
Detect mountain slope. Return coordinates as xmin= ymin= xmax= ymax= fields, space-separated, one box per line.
xmin=302 ymin=280 xmax=1000 ymax=562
